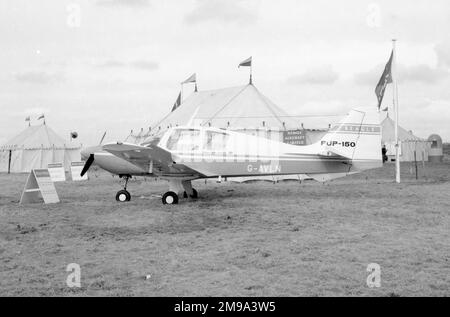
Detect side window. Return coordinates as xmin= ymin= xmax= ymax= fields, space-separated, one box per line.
xmin=166 ymin=130 xmax=181 ymax=150
xmin=203 ymin=131 xmax=229 ymax=152
xmin=166 ymin=129 xmax=200 ymax=151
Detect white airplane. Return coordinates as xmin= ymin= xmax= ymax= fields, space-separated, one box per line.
xmin=92 ymin=107 xmax=382 ymax=205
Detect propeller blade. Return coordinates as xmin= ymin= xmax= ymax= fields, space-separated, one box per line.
xmin=99 ymin=131 xmax=107 ymax=145
xmin=80 ymin=154 xmax=94 ymax=177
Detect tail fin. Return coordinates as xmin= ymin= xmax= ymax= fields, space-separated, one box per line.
xmin=319 ymin=108 xmax=382 ymax=171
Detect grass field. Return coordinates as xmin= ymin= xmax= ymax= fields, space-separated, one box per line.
xmin=0 ymin=163 xmax=449 ymax=297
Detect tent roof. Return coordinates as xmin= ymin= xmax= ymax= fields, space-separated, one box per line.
xmin=151 ymin=84 xmax=300 ymax=134
xmin=1 ymin=124 xmax=81 ymax=150
xmin=381 ymin=116 xmax=425 ymax=143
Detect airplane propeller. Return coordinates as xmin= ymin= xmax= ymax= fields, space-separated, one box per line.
xmin=80 ymin=153 xmax=94 ymax=177
xmin=79 ymin=131 xmax=107 ymax=177
xmin=99 ymin=131 xmax=107 ymax=145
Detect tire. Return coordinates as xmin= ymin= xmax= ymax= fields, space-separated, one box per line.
xmin=162 ymin=191 xmax=179 ymax=205
xmin=116 ymin=190 xmax=131 ymax=202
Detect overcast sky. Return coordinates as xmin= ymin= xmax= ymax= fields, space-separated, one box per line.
xmin=1 ymin=0 xmax=449 ymax=146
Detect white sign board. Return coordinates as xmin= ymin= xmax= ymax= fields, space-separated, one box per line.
xmin=70 ymin=161 xmax=88 ymax=181
xmin=20 ymin=169 xmax=60 ymax=204
xmin=48 ymin=162 xmax=66 ymax=182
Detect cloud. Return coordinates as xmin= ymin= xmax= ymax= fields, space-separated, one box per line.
xmin=184 ymin=0 xmax=258 ymax=26
xmin=287 ymin=65 xmax=339 ymax=85
xmin=355 ymin=64 xmax=449 ymax=85
xmin=14 ymin=71 xmax=65 ymax=84
xmin=94 ymin=59 xmax=159 ymax=71
xmin=130 ymin=60 xmax=159 ymax=71
xmin=353 ymin=68 xmax=379 ymax=86
xmin=435 ymin=41 xmax=450 ymax=69
xmin=95 ymin=60 xmax=127 ymax=68
xmin=96 ymin=0 xmax=150 ymax=8
xmin=402 ymin=65 xmax=449 ymax=83
xmin=15 ymin=107 xmax=51 ymax=117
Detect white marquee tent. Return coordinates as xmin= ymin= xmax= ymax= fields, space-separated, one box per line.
xmin=381 ymin=115 xmax=430 ymax=162
xmin=0 ymin=123 xmax=82 ymax=173
xmin=148 ymin=84 xmax=301 ymax=140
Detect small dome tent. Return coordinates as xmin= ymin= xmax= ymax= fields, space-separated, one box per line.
xmin=0 ymin=123 xmax=82 ymax=173
xmin=428 ymin=134 xmax=444 ymax=162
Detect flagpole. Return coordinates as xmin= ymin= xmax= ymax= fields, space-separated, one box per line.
xmin=392 ymin=39 xmax=401 ymax=183
xmin=250 ymin=64 xmax=253 ymax=85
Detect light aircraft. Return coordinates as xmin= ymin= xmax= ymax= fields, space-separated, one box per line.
xmin=80 ymin=144 xmax=149 ymax=202
xmin=84 ymin=107 xmax=382 ymax=205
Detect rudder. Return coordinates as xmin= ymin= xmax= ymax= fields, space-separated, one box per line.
xmin=319 ymin=108 xmax=382 ymax=171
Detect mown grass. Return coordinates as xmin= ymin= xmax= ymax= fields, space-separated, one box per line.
xmin=0 ymin=163 xmax=449 ymax=296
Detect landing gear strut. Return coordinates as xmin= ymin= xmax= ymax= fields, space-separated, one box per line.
xmin=116 ymin=175 xmax=131 ymax=202
xmin=183 ymin=188 xmax=198 ymax=199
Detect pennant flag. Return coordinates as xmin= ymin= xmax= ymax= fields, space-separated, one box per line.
xmin=171 ymin=92 xmax=182 ymax=112
xmin=238 ymin=56 xmax=252 ymax=68
xmin=375 ymin=51 xmax=393 ymax=110
xmin=37 ymin=114 xmax=45 ymax=120
xmin=382 ymin=106 xmax=389 ymax=112
xmin=182 ymin=73 xmax=196 ymax=84
xmin=25 ymin=116 xmax=30 ymax=122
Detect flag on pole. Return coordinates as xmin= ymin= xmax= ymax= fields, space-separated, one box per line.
xmin=171 ymin=92 xmax=182 ymax=112
xmin=37 ymin=114 xmax=45 ymax=120
xmin=375 ymin=51 xmax=393 ymax=110
xmin=238 ymin=56 xmax=252 ymax=68
xmin=181 ymin=73 xmax=196 ymax=84
xmin=25 ymin=116 xmax=30 ymax=122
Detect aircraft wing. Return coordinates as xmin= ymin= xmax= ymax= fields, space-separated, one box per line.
xmin=102 ymin=142 xmax=201 ymax=177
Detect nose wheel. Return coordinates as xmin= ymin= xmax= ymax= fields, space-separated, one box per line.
xmin=116 ymin=175 xmax=132 ymax=202
xmin=116 ymin=189 xmax=131 ymax=202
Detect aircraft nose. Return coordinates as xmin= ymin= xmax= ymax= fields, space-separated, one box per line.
xmin=81 ymin=146 xmax=100 ymax=161
xmin=80 ymin=148 xmax=90 ymax=161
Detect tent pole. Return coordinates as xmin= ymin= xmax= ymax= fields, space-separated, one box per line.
xmin=414 ymin=150 xmax=418 ymax=180
xmin=8 ymin=150 xmax=12 ymax=174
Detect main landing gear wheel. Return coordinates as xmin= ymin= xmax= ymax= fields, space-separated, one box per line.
xmin=183 ymin=188 xmax=198 ymax=199
xmin=162 ymin=191 xmax=179 ymax=205
xmin=116 ymin=190 xmax=131 ymax=202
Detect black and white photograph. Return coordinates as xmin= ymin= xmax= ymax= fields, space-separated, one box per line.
xmin=0 ymin=0 xmax=449 ymax=301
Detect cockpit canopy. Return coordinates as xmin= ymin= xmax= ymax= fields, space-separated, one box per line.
xmin=164 ymin=128 xmax=230 ymax=152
